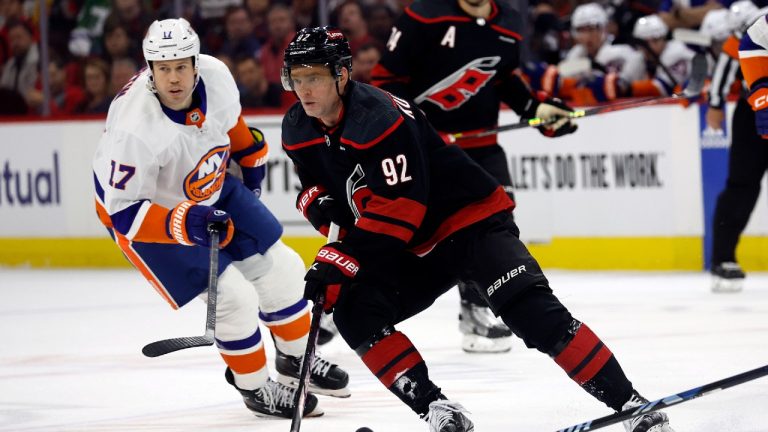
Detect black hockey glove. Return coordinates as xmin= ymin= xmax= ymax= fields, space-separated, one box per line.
xmin=526 ymin=97 xmax=578 ymax=138
xmin=304 ymin=242 xmax=360 ymax=313
xmin=296 ymin=185 xmax=351 ymax=238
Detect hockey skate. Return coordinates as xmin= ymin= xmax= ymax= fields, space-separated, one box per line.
xmin=459 ymin=300 xmax=513 ymax=353
xmin=622 ymin=390 xmax=675 ymax=432
xmin=317 ymin=312 xmax=338 ymax=345
xmin=225 ymin=368 xmax=323 ymax=419
xmin=711 ymin=262 xmax=745 ymax=293
xmin=275 ymin=348 xmax=351 ymax=397
xmin=422 ymin=399 xmax=474 ymax=432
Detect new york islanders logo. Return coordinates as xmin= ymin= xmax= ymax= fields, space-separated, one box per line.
xmin=415 ymin=57 xmax=500 ymax=111
xmin=184 ymin=145 xmax=229 ymax=201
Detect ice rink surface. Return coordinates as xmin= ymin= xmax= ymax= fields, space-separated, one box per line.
xmin=1 ymin=269 xmax=767 ymax=432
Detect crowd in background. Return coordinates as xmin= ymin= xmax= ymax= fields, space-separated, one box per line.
xmin=0 ymin=0 xmax=757 ymax=117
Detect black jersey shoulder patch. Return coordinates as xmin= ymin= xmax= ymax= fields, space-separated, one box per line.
xmin=340 ymin=82 xmax=405 ymax=150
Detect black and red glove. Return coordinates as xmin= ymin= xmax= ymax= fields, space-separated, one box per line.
xmin=303 ymin=242 xmax=360 ymax=313
xmin=296 ymin=185 xmax=351 ymax=237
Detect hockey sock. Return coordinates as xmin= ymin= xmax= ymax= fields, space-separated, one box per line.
xmin=260 ymin=299 xmax=311 ymax=356
xmin=355 ymin=327 xmax=442 ymax=415
xmin=549 ymin=319 xmax=633 ymax=411
xmin=217 ymin=327 xmax=269 ymax=390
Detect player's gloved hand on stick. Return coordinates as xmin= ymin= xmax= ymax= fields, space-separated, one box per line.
xmin=533 ymin=97 xmax=578 ymax=138
xmin=747 ymin=85 xmax=768 ymax=139
xmin=168 ymin=200 xmax=234 ymax=248
xmin=304 ymin=242 xmax=359 ymax=313
xmin=296 ymin=185 xmax=350 ymax=238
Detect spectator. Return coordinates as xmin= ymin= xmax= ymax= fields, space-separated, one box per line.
xmin=25 ymin=51 xmax=85 ymax=116
xmin=234 ymin=55 xmax=283 ymax=108
xmin=109 ymin=56 xmax=137 ymax=95
xmin=293 ymin=0 xmax=319 ymax=29
xmin=337 ymin=0 xmax=373 ymax=54
xmin=220 ymin=6 xmax=261 ymax=60
xmin=101 ymin=15 xmax=141 ymax=64
xmin=67 ymin=0 xmax=111 ymax=58
xmin=366 ymin=4 xmax=396 ymax=47
xmin=245 ymin=0 xmax=271 ymax=42
xmin=259 ymin=3 xmax=296 ymax=85
xmin=107 ymin=0 xmax=155 ymax=52
xmin=77 ymin=57 xmax=112 ymax=113
xmin=0 ymin=19 xmax=39 ymax=98
xmin=351 ymin=41 xmax=380 ymax=83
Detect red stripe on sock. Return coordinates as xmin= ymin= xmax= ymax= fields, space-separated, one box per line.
xmin=378 ymin=351 xmax=424 ymax=387
xmin=554 ymin=323 xmax=613 ymax=383
xmin=572 ymin=345 xmax=613 ymax=384
xmin=361 ymin=331 xmax=424 ymax=386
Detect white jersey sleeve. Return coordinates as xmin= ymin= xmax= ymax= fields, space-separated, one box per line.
xmin=658 ymin=40 xmax=696 ymax=88
xmin=596 ymin=43 xmax=648 ymax=82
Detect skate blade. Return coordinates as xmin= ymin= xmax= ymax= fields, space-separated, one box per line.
xmin=251 ymin=406 xmax=324 ymax=419
xmin=711 ymin=278 xmax=744 ymax=293
xmin=277 ymin=373 xmax=352 ymax=398
xmin=461 ymin=334 xmax=513 ymax=354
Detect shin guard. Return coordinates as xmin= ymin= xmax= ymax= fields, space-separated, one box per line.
xmin=550 ymin=320 xmax=632 ymax=411
xmin=355 ymin=327 xmax=442 ymax=415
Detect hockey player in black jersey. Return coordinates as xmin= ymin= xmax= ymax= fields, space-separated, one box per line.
xmin=370 ymin=0 xmax=579 ymax=353
xmin=280 ymin=26 xmax=676 ymax=432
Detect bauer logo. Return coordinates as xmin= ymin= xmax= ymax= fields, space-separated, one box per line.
xmin=184 ymin=145 xmax=229 ymax=202
xmin=0 ymin=151 xmax=60 ymax=207
xmin=487 ymin=265 xmax=526 ymax=296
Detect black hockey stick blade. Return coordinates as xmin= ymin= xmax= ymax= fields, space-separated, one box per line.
xmin=142 ymin=229 xmax=220 ymax=358
xmin=142 ymin=335 xmax=214 ymax=357
xmin=555 ymin=363 xmax=768 ymax=432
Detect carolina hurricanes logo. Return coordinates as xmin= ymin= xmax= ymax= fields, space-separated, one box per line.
xmin=184 ymin=145 xmax=229 ymax=201
xmin=415 ymin=57 xmax=500 ymax=111
xmin=346 ymin=164 xmax=372 ymax=219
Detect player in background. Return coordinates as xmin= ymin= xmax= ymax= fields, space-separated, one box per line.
xmin=632 ymin=14 xmax=696 ymax=96
xmin=282 ymin=26 xmax=676 ymax=432
xmin=709 ymin=5 xmax=768 ymax=291
xmin=92 ymin=18 xmax=350 ymax=419
xmin=565 ymin=3 xmax=647 ymax=84
xmin=370 ymin=0 xmax=579 ymax=353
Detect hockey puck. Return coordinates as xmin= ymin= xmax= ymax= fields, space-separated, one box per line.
xmin=355 ymin=428 xmax=373 ymax=432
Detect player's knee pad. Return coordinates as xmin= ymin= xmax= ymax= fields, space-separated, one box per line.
xmin=497 ymin=284 xmax=573 ymax=353
xmin=235 ymin=240 xmax=306 ymax=312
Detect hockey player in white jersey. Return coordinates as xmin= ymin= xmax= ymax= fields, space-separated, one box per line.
xmin=92 ymin=18 xmax=350 ymax=419
xmin=565 ymin=3 xmax=647 ymax=83
xmin=632 ymin=14 xmax=696 ymax=96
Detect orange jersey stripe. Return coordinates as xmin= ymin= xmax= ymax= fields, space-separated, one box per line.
xmin=239 ymin=141 xmax=269 ymax=168
xmin=114 ymin=231 xmax=178 ymax=309
xmin=221 ymin=347 xmax=268 ymax=374
xmin=264 ymin=312 xmax=310 ymax=342
xmin=132 ymin=203 xmax=175 ymax=243
xmin=227 ymin=116 xmax=253 ymax=153
xmin=739 ymin=56 xmax=768 ymax=89
xmin=723 ymin=35 xmax=740 ymax=59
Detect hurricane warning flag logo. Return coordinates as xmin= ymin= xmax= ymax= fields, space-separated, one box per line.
xmin=184 ymin=145 xmax=229 ymax=201
xmin=415 ymin=56 xmax=500 ymax=111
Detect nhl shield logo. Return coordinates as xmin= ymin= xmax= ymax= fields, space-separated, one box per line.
xmin=190 ymin=111 xmax=200 ymax=123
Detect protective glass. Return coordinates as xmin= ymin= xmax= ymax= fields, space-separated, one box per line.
xmin=280 ymin=64 xmax=335 ymax=91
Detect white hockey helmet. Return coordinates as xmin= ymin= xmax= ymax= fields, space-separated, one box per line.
xmin=699 ymin=9 xmax=735 ymax=41
xmin=142 ymin=18 xmax=201 ymax=91
xmin=571 ymin=3 xmax=609 ymax=30
xmin=633 ymin=14 xmax=669 ymax=40
xmin=728 ymin=0 xmax=759 ymax=30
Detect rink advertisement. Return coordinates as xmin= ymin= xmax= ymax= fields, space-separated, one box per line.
xmin=0 ymin=103 xmax=765 ymax=269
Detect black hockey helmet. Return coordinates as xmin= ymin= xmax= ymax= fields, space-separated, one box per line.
xmin=281 ymin=26 xmax=353 ymax=91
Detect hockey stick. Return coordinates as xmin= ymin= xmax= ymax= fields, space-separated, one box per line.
xmin=290 ymin=223 xmax=340 ymax=432
xmin=142 ymin=228 xmax=220 ymax=357
xmin=555 ymin=363 xmax=768 ymax=432
xmin=450 ymin=53 xmax=707 ymax=142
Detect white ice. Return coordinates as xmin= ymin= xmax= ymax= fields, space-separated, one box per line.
xmin=1 ymin=269 xmax=767 ymax=432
